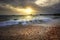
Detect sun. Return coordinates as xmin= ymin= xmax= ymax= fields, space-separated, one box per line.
xmin=21 ymin=7 xmax=35 ymax=15
xmin=24 ymin=7 xmax=34 ymax=14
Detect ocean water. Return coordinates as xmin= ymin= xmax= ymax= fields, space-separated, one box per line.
xmin=0 ymin=15 xmax=60 ymax=27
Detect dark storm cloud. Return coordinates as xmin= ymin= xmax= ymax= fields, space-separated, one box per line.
xmin=0 ymin=0 xmax=36 ymax=6
xmin=0 ymin=0 xmax=13 ymax=3
xmin=39 ymin=3 xmax=60 ymax=14
xmin=0 ymin=0 xmax=21 ymax=6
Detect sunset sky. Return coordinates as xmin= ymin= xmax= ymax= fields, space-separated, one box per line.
xmin=0 ymin=0 xmax=60 ymax=15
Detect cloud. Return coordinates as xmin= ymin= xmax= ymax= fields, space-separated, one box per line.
xmin=0 ymin=0 xmax=37 ymax=15
xmin=0 ymin=0 xmax=60 ymax=15
xmin=35 ymin=0 xmax=60 ymax=7
xmin=34 ymin=0 xmax=60 ymax=14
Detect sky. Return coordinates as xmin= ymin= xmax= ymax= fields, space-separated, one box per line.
xmin=0 ymin=0 xmax=60 ymax=15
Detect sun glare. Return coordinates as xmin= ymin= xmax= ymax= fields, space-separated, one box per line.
xmin=5 ymin=5 xmax=36 ymax=15
xmin=24 ymin=16 xmax=33 ymax=21
xmin=11 ymin=7 xmax=35 ymax=15
xmin=23 ymin=7 xmax=34 ymax=15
